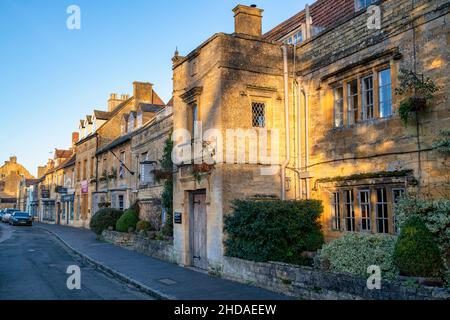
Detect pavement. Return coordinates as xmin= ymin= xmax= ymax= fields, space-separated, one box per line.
xmin=0 ymin=223 xmax=153 ymax=300
xmin=33 ymin=222 xmax=289 ymax=300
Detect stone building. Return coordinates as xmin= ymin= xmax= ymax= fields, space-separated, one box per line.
xmin=131 ymin=105 xmax=173 ymax=229
xmin=38 ymin=147 xmax=75 ymax=223
xmin=87 ymin=82 xmax=167 ymax=220
xmin=171 ymin=0 xmax=450 ymax=271
xmin=0 ymin=156 xmax=34 ymax=209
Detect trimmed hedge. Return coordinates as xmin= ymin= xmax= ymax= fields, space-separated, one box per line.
xmin=116 ymin=209 xmax=139 ymax=233
xmin=394 ymin=216 xmax=443 ymax=277
xmin=89 ymin=208 xmax=123 ymax=235
xmin=319 ymin=233 xmax=398 ymax=280
xmin=224 ymin=199 xmax=324 ymax=265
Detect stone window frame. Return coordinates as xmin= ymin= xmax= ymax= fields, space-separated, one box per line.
xmin=328 ymin=61 xmax=394 ymax=129
xmin=328 ymin=184 xmax=406 ymax=235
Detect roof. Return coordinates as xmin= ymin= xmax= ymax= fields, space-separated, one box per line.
xmin=263 ymin=0 xmax=355 ymax=42
xmin=93 ymin=110 xmax=111 ymax=120
xmin=96 ymin=133 xmax=133 ymax=156
xmin=166 ymin=97 xmax=173 ymax=106
xmin=54 ymin=149 xmax=73 ymax=159
xmin=138 ymin=103 xmax=165 ymax=113
xmin=60 ymin=154 xmax=76 ymax=169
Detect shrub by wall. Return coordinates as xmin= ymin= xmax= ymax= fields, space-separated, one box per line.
xmin=116 ymin=209 xmax=139 ymax=233
xmin=395 ymin=198 xmax=450 ymax=251
xmin=224 ymin=199 xmax=324 ymax=266
xmin=136 ymin=220 xmax=151 ymax=232
xmin=394 ymin=216 xmax=443 ymax=277
xmin=319 ymin=233 xmax=398 ymax=280
xmin=89 ymin=208 xmax=123 ymax=235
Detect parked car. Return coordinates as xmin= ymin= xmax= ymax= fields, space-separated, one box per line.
xmin=1 ymin=208 xmax=20 ymax=223
xmin=0 ymin=209 xmax=4 ymax=220
xmin=9 ymin=211 xmax=33 ymax=226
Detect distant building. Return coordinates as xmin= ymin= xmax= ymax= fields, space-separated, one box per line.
xmin=0 ymin=156 xmax=34 ymax=209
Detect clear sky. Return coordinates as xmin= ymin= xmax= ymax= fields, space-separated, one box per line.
xmin=0 ymin=0 xmax=308 ymax=176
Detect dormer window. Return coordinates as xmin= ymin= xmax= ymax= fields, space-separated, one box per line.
xmin=355 ymin=0 xmax=378 ymax=11
xmin=283 ymin=29 xmax=303 ymax=45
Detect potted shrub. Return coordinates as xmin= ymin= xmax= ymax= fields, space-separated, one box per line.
xmin=395 ymin=69 xmax=440 ymax=125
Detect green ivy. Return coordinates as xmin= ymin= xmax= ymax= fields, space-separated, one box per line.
xmin=160 ymin=135 xmax=174 ymax=237
xmin=432 ymin=130 xmax=450 ymax=155
xmin=395 ymin=69 xmax=440 ymax=126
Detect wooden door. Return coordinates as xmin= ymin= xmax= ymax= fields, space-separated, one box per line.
xmin=192 ymin=192 xmax=207 ymax=269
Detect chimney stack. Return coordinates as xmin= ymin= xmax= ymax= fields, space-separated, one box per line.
xmin=232 ymin=4 xmax=263 ymax=37
xmin=107 ymin=93 xmax=128 ymax=112
xmin=133 ymin=82 xmax=154 ymax=104
xmin=9 ymin=156 xmax=17 ymax=163
xmin=72 ymin=132 xmax=79 ymax=146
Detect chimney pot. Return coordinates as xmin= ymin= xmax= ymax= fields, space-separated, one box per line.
xmin=232 ymin=4 xmax=263 ymax=37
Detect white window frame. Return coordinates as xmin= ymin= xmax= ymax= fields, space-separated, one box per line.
xmin=282 ymin=28 xmax=304 ymax=45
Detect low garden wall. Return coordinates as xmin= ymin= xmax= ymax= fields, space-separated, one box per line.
xmin=221 ymin=257 xmax=450 ymax=300
xmin=101 ymin=230 xmax=177 ymax=264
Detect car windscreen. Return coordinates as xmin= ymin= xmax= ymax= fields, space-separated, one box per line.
xmin=13 ymin=212 xmax=29 ymax=218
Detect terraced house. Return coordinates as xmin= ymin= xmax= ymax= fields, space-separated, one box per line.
xmin=89 ymin=82 xmax=167 ymax=222
xmin=171 ymin=0 xmax=449 ymax=271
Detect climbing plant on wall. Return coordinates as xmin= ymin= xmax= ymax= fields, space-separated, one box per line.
xmin=395 ymin=69 xmax=440 ymax=126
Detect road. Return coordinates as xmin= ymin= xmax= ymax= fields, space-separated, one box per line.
xmin=0 ymin=223 xmax=153 ymax=300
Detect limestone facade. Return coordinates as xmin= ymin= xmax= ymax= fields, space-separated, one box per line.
xmin=171 ymin=0 xmax=450 ymax=270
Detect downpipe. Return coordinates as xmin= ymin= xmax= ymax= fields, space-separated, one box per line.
xmin=281 ymin=45 xmax=290 ymax=201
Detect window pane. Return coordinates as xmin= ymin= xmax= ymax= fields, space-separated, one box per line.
xmin=334 ymin=87 xmax=344 ymax=128
xmin=379 ymin=69 xmax=392 ymax=118
xmin=332 ymin=192 xmax=341 ymax=230
xmin=376 ymin=188 xmax=389 ymax=234
xmin=359 ymin=190 xmax=371 ymax=231
xmin=252 ymin=102 xmax=265 ymax=128
xmin=344 ymin=190 xmax=355 ymax=231
xmin=347 ymin=80 xmax=358 ymax=125
xmin=362 ymin=76 xmax=374 ymax=120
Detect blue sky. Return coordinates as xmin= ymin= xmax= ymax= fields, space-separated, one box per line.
xmin=0 ymin=0 xmax=308 ymax=176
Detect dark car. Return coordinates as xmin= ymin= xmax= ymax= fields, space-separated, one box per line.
xmin=9 ymin=211 xmax=33 ymax=226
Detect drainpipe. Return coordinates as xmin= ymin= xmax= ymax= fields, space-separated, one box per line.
xmin=303 ymin=86 xmax=310 ymax=199
xmin=296 ymin=80 xmax=302 ymax=199
xmin=281 ymin=45 xmax=290 ymax=201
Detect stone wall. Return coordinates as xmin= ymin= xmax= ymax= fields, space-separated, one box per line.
xmin=221 ymin=257 xmax=450 ymax=300
xmin=101 ymin=230 xmax=177 ymax=264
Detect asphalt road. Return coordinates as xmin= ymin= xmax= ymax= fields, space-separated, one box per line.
xmin=0 ymin=223 xmax=153 ymax=300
